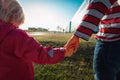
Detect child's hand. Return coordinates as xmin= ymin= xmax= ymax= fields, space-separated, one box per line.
xmin=64 ymin=45 xmax=75 ymax=57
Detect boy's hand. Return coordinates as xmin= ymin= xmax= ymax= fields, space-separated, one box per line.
xmin=64 ymin=45 xmax=75 ymax=57
xmin=65 ymin=35 xmax=79 ymax=53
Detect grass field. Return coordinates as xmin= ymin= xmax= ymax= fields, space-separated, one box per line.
xmin=29 ymin=32 xmax=96 ymax=80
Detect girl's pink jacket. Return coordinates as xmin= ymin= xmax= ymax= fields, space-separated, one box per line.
xmin=0 ymin=21 xmax=65 ymax=80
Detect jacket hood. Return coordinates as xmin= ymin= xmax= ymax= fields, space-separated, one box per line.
xmin=0 ymin=21 xmax=16 ymax=44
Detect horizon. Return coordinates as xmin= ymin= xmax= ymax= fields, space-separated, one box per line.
xmin=18 ymin=0 xmax=83 ymax=31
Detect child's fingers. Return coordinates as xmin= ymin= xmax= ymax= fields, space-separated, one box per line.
xmin=65 ymin=47 xmax=75 ymax=57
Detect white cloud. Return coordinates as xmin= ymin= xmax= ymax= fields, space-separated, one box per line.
xmin=71 ymin=0 xmax=89 ymax=30
xmin=20 ymin=3 xmax=69 ymax=31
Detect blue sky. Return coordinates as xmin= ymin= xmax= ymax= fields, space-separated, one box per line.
xmin=19 ymin=0 xmax=83 ymax=31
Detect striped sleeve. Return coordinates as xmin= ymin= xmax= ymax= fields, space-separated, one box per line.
xmin=74 ymin=0 xmax=117 ymax=40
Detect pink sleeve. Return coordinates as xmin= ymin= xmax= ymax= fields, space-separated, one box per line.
xmin=14 ymin=30 xmax=65 ymax=64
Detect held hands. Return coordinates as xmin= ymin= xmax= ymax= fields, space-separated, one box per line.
xmin=64 ymin=35 xmax=79 ymax=57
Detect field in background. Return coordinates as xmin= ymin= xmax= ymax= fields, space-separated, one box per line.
xmin=29 ymin=32 xmax=96 ymax=80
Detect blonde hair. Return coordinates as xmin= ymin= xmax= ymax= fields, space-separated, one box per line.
xmin=0 ymin=0 xmax=25 ymax=26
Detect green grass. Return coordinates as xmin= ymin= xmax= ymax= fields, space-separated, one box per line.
xmin=30 ymin=32 xmax=96 ymax=80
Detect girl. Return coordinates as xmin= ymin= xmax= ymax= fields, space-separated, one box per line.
xmin=0 ymin=0 xmax=73 ymax=80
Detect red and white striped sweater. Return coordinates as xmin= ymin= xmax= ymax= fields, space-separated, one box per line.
xmin=74 ymin=0 xmax=120 ymax=42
